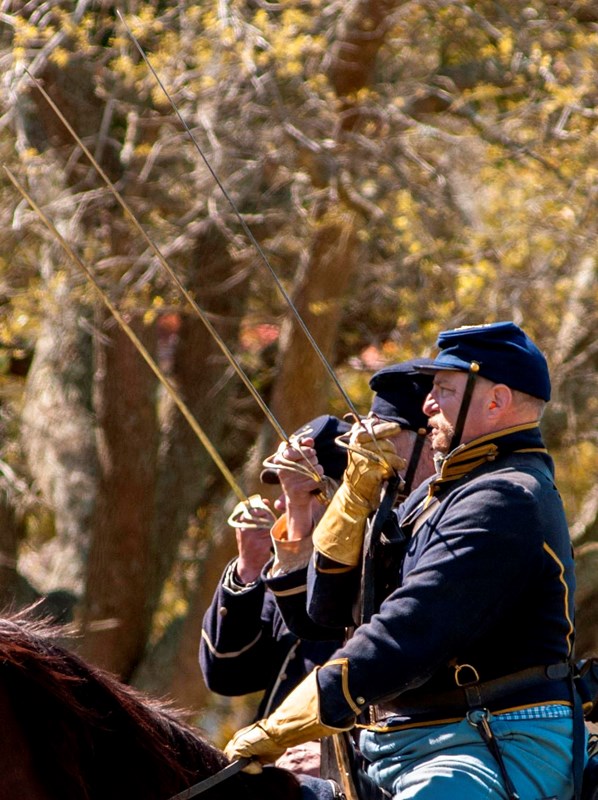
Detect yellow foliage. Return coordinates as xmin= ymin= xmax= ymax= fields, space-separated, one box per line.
xmin=220 ymin=28 xmax=236 ymax=47
xmin=201 ymin=9 xmax=219 ymax=30
xmin=194 ymin=38 xmax=215 ymax=65
xmin=134 ymin=143 xmax=154 ymax=158
xmin=150 ymin=84 xmax=170 ymax=107
xmin=252 ymin=9 xmax=269 ymax=30
xmin=79 ymin=12 xmax=95 ymax=33
xmin=111 ymin=54 xmax=142 ymax=84
xmin=143 ymin=308 xmax=157 ymax=325
xmin=544 ymin=84 xmax=586 ymax=114
xmin=497 ymin=34 xmax=513 ymax=61
xmin=20 ymin=147 xmax=40 ymax=161
xmin=280 ymin=8 xmax=311 ymax=32
xmin=49 ymin=47 xmax=70 ymax=68
xmin=279 ymin=59 xmax=303 ymax=79
xmin=556 ymin=441 xmax=598 ymax=521
xmin=306 ymin=73 xmax=330 ymax=93
xmin=393 ymin=215 xmax=409 ymax=231
xmin=308 ymin=300 xmax=335 ymax=316
xmin=256 ymin=51 xmax=272 ymax=68
xmin=456 ymin=270 xmax=487 ymax=303
xmin=462 ymin=84 xmax=504 ymax=103
xmin=13 ymin=19 xmax=39 ymax=47
xmin=152 ymin=578 xmax=189 ymax=641
xmin=123 ymin=8 xmax=164 ymax=39
xmin=394 ymin=190 xmax=414 ymax=213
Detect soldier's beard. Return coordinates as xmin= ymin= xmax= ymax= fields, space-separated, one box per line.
xmin=429 ymin=415 xmax=455 ymax=455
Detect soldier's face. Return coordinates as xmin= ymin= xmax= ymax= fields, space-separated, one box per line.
xmin=424 ymin=371 xmax=495 ymax=453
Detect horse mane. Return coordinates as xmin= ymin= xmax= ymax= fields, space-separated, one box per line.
xmin=0 ymin=609 xmax=302 ymax=800
xmin=0 ymin=609 xmax=230 ymax=799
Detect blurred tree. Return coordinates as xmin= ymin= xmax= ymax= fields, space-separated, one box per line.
xmin=0 ymin=0 xmax=595 ymax=727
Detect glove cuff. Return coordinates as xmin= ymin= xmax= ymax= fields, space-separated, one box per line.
xmin=312 ymin=484 xmax=371 ymax=567
xmin=263 ymin=669 xmax=351 ymax=748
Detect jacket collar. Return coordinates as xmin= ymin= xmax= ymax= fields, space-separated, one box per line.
xmin=424 ymin=421 xmax=547 ymax=506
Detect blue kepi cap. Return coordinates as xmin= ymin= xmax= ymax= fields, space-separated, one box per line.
xmin=260 ymin=414 xmax=350 ymax=484
xmin=369 ymin=359 xmax=434 ymax=431
xmin=419 ymin=322 xmax=551 ymax=401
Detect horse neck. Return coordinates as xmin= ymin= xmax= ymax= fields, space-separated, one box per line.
xmin=0 ymin=615 xmax=302 ymax=800
xmin=0 ymin=682 xmax=54 ymax=800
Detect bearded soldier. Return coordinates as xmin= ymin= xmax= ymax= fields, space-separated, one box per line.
xmin=226 ymin=322 xmax=584 ymax=800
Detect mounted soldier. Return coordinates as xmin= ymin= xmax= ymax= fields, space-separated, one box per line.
xmin=200 ymin=415 xmax=350 ymax=780
xmin=226 ymin=321 xmax=594 ymax=800
xmin=261 ymin=360 xmax=436 ymax=800
xmin=265 ymin=360 xmax=435 ymax=647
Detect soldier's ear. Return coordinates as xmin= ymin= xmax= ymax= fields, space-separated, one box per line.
xmin=488 ymin=384 xmax=511 ymax=415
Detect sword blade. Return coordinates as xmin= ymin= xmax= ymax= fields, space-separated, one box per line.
xmin=117 ymin=10 xmax=362 ymax=424
xmin=24 ymin=68 xmax=289 ymax=446
xmin=5 ymin=166 xmax=248 ymax=504
xmin=168 ymin=757 xmax=252 ymax=800
xmin=23 ymin=69 xmax=326 ymax=490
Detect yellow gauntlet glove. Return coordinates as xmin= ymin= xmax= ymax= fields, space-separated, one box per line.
xmin=344 ymin=421 xmax=404 ymax=506
xmin=313 ymin=420 xmax=405 ymax=567
xmin=224 ymin=669 xmax=350 ymax=772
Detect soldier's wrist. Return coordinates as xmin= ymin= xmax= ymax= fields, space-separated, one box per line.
xmin=224 ymin=559 xmax=261 ymax=589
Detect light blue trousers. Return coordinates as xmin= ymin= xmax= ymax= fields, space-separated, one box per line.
xmin=359 ymin=710 xmax=582 ymax=799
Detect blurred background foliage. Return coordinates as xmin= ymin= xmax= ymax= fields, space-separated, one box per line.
xmin=0 ymin=0 xmax=597 ymax=743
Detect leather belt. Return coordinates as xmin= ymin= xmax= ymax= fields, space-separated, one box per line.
xmin=374 ymin=663 xmax=571 ymax=721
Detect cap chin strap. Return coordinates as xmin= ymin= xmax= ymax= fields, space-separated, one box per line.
xmin=448 ymin=362 xmax=480 ymax=451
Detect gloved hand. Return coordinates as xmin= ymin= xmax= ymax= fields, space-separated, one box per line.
xmin=313 ymin=420 xmax=405 ymax=566
xmin=224 ymin=669 xmax=350 ymax=773
xmin=344 ymin=421 xmax=405 ymax=506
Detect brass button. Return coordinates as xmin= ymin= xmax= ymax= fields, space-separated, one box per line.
xmin=218 ymin=607 xmax=227 ymax=617
xmin=356 ymin=696 xmax=366 ymax=705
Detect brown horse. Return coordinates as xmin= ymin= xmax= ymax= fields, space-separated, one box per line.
xmin=0 ymin=610 xmax=302 ymax=800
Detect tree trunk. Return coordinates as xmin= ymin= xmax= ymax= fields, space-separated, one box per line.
xmin=147 ymin=220 xmax=250 ymax=613
xmin=20 ymin=292 xmax=97 ymax=594
xmin=0 ymin=489 xmax=26 ymax=610
xmin=327 ymin=0 xmax=410 ymax=99
xmin=79 ymin=311 xmax=158 ymax=679
xmin=246 ymin=211 xmax=359 ymax=497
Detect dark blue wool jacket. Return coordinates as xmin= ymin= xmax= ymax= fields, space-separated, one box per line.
xmin=307 ymin=424 xmax=575 ymax=729
xmin=199 ymin=560 xmax=340 ymax=719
